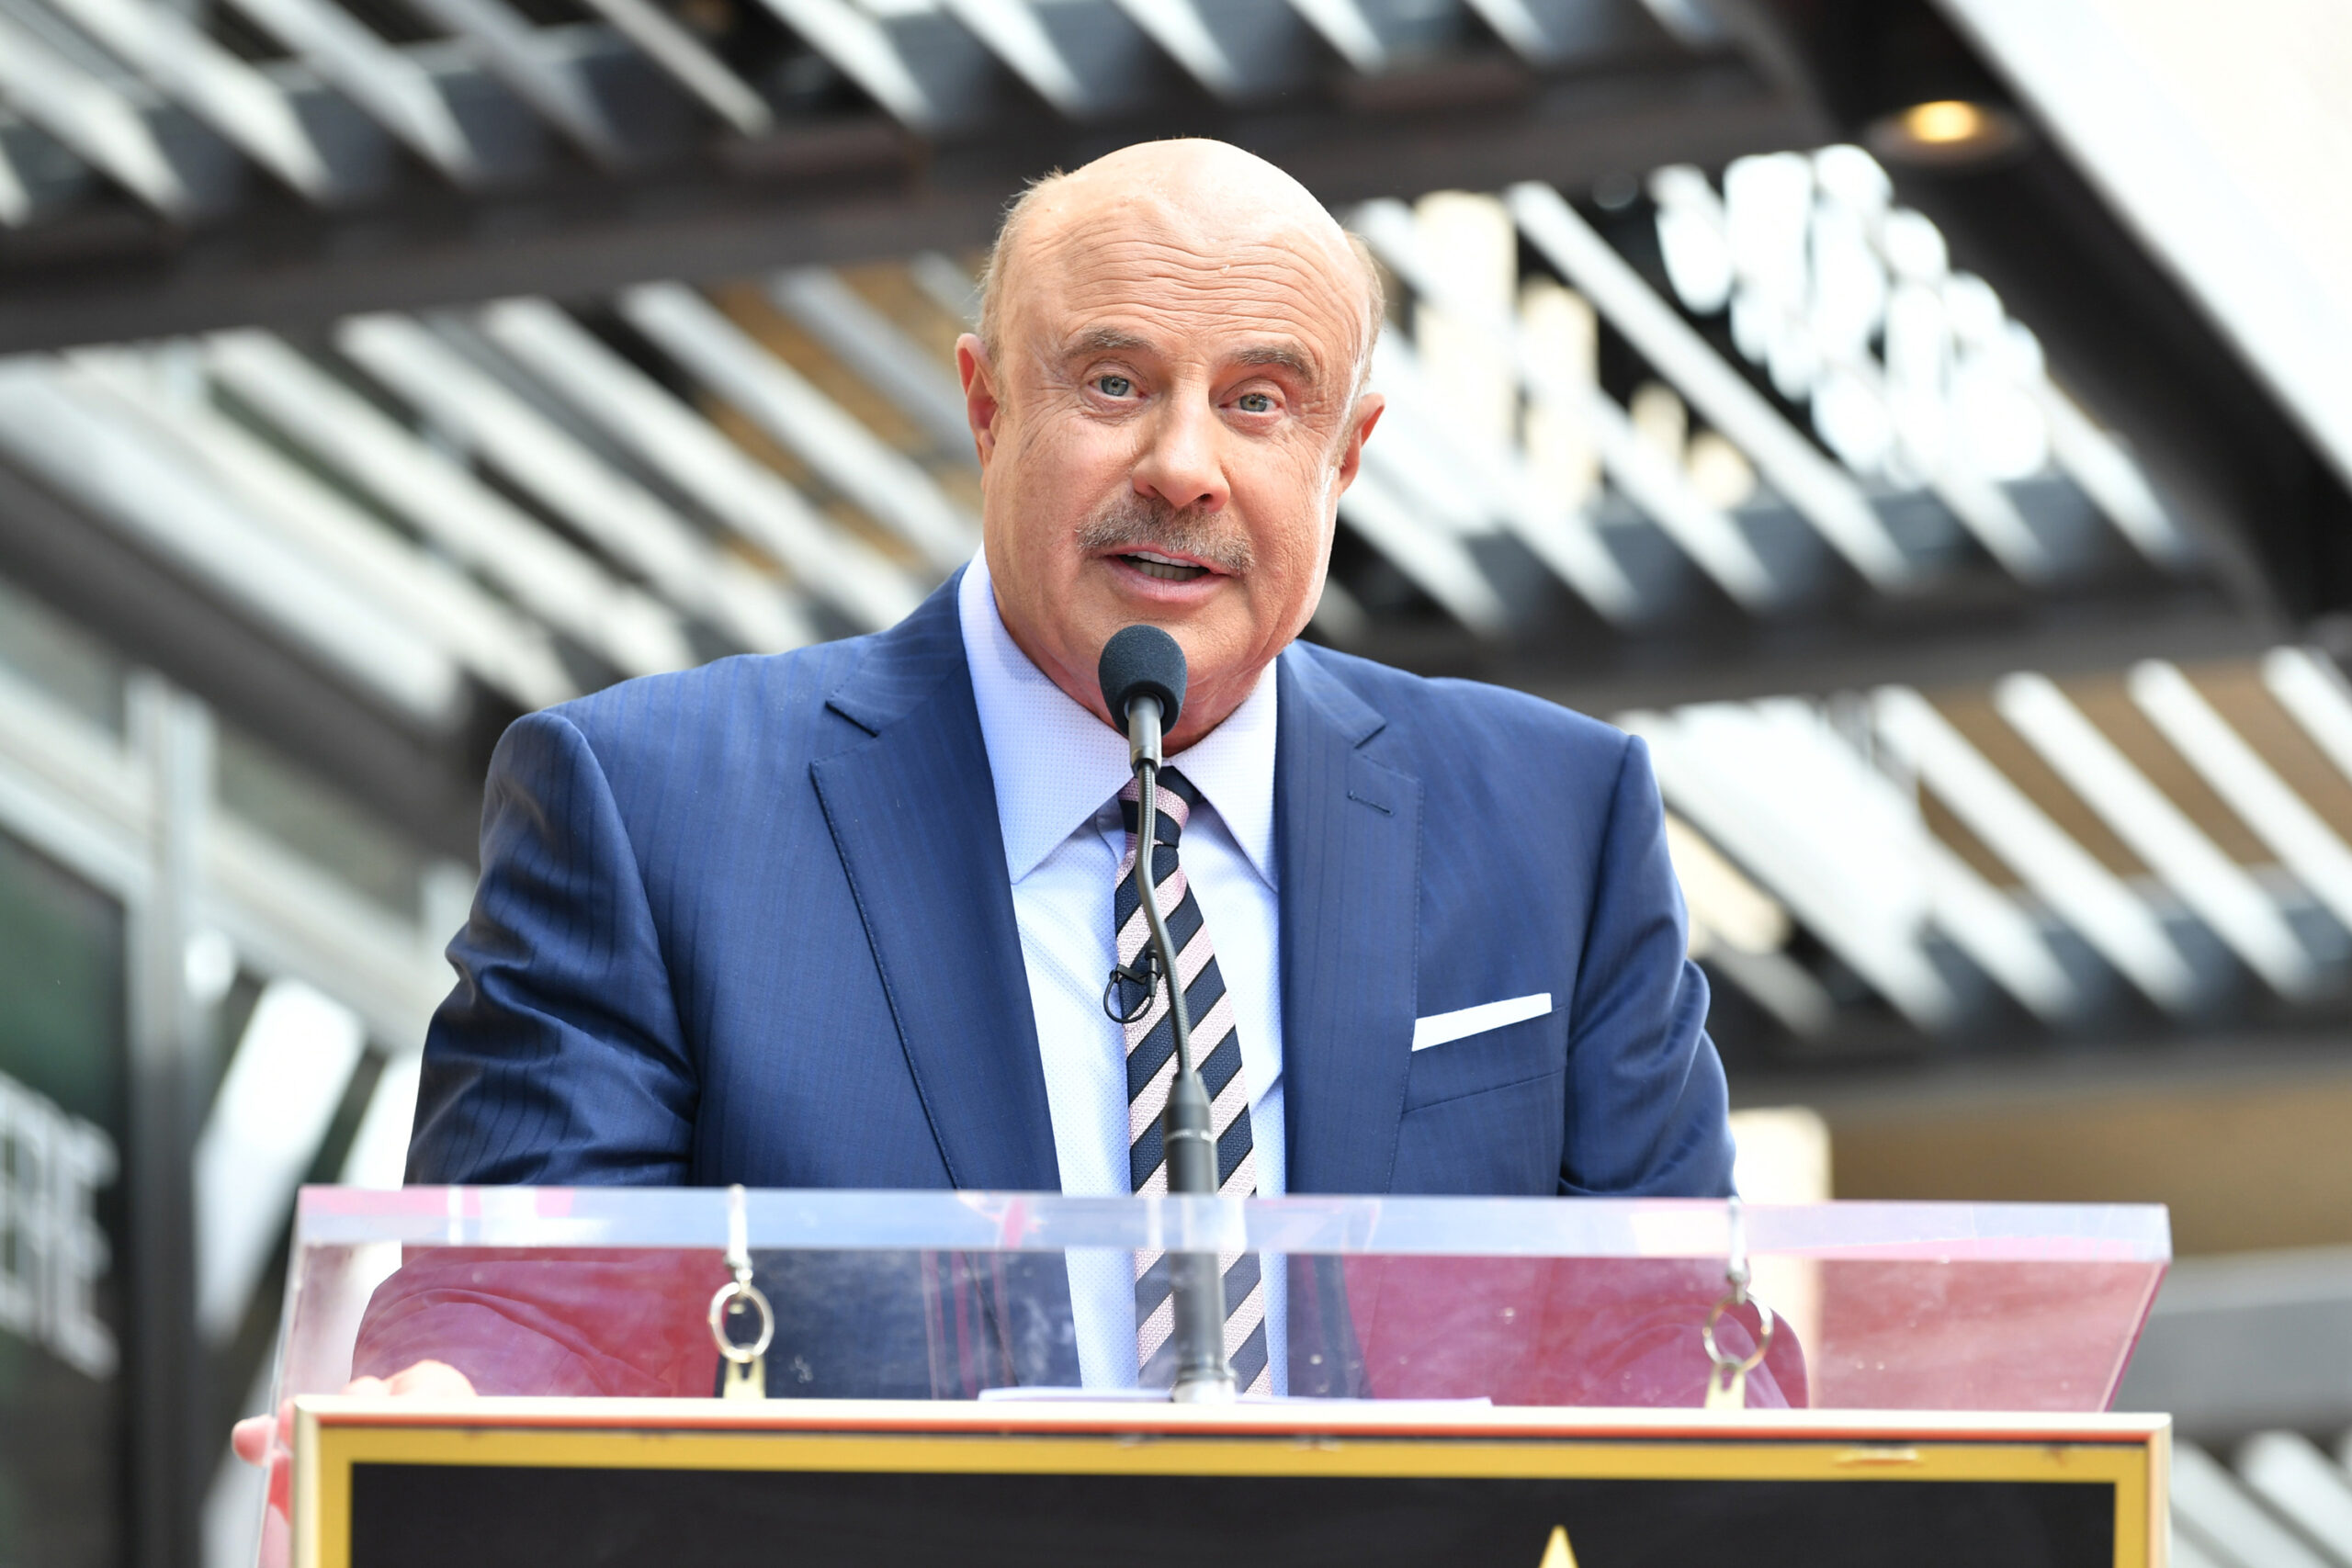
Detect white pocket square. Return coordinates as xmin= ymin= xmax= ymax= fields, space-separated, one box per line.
xmin=1410 ymin=993 xmax=1553 ymax=1052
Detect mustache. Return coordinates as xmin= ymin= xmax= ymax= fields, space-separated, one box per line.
xmin=1074 ymin=494 xmax=1255 ymax=575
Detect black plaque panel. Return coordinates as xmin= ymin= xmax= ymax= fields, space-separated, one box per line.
xmin=351 ymin=1464 xmax=2113 ymax=1568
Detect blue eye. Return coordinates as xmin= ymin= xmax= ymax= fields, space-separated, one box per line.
xmin=1098 ymin=375 xmax=1134 ymax=397
xmin=1238 ymin=391 xmax=1272 ymax=413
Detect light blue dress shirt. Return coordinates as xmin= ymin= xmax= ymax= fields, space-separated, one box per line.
xmin=956 ymin=554 xmax=1287 ymax=1391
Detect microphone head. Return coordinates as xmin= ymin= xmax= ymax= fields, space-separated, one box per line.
xmin=1097 ymin=625 xmax=1186 ymax=735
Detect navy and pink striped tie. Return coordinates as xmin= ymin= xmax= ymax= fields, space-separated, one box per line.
xmin=1113 ymin=769 xmax=1269 ymax=1394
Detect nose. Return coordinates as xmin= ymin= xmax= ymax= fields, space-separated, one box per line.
xmin=1130 ymin=389 xmax=1228 ymax=514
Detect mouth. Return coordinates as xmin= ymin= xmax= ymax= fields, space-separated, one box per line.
xmin=1111 ymin=547 xmax=1215 ymax=584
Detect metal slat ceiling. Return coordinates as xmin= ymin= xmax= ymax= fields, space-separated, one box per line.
xmin=1649 ymin=649 xmax=2352 ymax=1048
xmin=0 ymin=0 xmax=1830 ymax=354
xmin=0 ymin=0 xmax=1713 ymax=230
xmin=1 ymin=147 xmax=2320 ymax=1060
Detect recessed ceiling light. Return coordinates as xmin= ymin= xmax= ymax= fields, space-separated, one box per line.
xmin=1908 ymin=100 xmax=1986 ymax=144
xmin=1866 ymin=99 xmax=2030 ymax=167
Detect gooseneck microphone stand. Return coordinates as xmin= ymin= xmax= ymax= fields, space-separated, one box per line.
xmin=1099 ymin=626 xmax=1237 ymax=1404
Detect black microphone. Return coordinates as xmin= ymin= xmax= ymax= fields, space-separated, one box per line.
xmin=1098 ymin=624 xmax=1185 ymax=769
xmin=1096 ymin=626 xmax=1235 ymax=1403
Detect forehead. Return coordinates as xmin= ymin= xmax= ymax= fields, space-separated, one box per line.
xmin=1012 ymin=200 xmax=1364 ymax=371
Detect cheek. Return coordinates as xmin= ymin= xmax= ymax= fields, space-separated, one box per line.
xmin=1012 ymin=399 xmax=1132 ymax=478
xmin=1237 ymin=443 xmax=1340 ymax=562
xmin=989 ymin=414 xmax=1100 ymax=540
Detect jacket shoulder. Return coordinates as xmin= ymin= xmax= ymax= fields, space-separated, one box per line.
xmin=513 ymin=634 xmax=882 ymax=785
xmin=1291 ymin=641 xmax=1631 ymax=767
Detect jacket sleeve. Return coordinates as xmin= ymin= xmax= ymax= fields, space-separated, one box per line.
xmin=1559 ymin=733 xmax=1736 ymax=1198
xmin=406 ymin=708 xmax=698 ymax=1185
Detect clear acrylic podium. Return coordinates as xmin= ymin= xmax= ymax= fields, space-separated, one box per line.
xmin=266 ymin=1189 xmax=2175 ymax=1567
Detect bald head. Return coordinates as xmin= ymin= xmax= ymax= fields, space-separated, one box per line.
xmin=955 ymin=138 xmax=1388 ymax=755
xmin=978 ymin=140 xmax=1385 ymax=389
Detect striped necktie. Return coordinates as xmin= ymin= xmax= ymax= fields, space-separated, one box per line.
xmin=1114 ymin=769 xmax=1270 ymax=1394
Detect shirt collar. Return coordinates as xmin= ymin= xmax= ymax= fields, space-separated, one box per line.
xmin=957 ymin=552 xmax=1279 ymax=887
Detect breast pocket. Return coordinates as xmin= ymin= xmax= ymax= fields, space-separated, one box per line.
xmin=1394 ymin=1010 xmax=1566 ymax=1194
xmin=1401 ymin=1010 xmax=1562 ymax=1112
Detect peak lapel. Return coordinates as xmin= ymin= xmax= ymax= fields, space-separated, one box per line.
xmin=1276 ymin=646 xmax=1421 ymax=1196
xmin=810 ymin=580 xmax=1060 ymax=1192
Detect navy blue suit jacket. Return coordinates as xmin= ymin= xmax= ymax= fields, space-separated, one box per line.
xmin=410 ymin=571 xmax=1732 ymax=1201
xmin=395 ymin=573 xmax=1749 ymax=1401
xmin=398 ymin=574 xmax=1740 ymax=1396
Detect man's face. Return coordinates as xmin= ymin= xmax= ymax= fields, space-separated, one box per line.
xmin=957 ymin=197 xmax=1383 ymax=748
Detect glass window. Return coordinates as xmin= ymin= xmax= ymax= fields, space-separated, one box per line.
xmin=0 ymin=828 xmax=129 ymax=1568
xmin=0 ymin=575 xmax=123 ymax=737
xmin=215 ymin=725 xmax=424 ymax=919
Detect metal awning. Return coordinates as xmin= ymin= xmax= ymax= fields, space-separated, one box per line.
xmin=0 ymin=0 xmax=1724 ymax=223
xmin=0 ymin=150 xmax=2215 ymax=692
xmin=1638 ymin=647 xmax=2352 ymax=1047
xmin=0 ymin=0 xmax=1828 ymax=349
xmin=0 ymin=147 xmax=2310 ymax=1056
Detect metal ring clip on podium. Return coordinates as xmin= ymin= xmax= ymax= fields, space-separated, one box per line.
xmin=270 ymin=1190 xmax=2173 ymax=1568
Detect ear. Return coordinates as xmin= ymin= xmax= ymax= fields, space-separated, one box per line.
xmin=956 ymin=333 xmax=1001 ymax=468
xmin=1332 ymin=392 xmax=1385 ymax=494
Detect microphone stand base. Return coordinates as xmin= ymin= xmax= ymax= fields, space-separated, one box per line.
xmin=1169 ymin=1373 xmax=1238 ymax=1404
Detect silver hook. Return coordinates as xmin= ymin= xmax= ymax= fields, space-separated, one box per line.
xmin=1724 ymin=1194 xmax=1749 ymax=1304
xmin=725 ymin=1181 xmax=752 ymax=1280
xmin=1702 ymin=1194 xmax=1773 ymax=1410
xmin=709 ymin=1183 xmax=773 ymax=1398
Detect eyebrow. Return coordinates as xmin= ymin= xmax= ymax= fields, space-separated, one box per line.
xmin=1066 ymin=327 xmax=1155 ymax=357
xmin=1062 ymin=327 xmax=1324 ymax=388
xmin=1233 ymin=342 xmax=1322 ymax=387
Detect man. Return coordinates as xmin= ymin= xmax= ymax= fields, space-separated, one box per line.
xmin=395 ymin=140 xmax=1733 ymax=1394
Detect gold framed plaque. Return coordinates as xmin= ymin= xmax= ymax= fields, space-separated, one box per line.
xmin=294 ymin=1399 xmax=2168 ymax=1568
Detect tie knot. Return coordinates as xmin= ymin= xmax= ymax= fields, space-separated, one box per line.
xmin=1118 ymin=768 xmax=1198 ymax=844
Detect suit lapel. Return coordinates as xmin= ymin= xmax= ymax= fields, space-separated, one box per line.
xmin=1276 ymin=645 xmax=1421 ymax=1196
xmin=810 ymin=576 xmax=1061 ymax=1192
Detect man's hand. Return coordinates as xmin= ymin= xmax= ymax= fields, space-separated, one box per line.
xmin=232 ymin=1359 xmax=478 ymax=1527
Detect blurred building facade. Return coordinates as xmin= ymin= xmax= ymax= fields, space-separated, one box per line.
xmin=3 ymin=0 xmax=2352 ymax=1562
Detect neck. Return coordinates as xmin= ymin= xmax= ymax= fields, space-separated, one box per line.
xmin=989 ymin=591 xmax=1261 ymax=753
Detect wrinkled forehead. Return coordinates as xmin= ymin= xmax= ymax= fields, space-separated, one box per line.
xmin=1008 ymin=197 xmax=1371 ymax=378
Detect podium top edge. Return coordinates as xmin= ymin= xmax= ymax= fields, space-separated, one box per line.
xmin=291 ymin=1188 xmax=2173 ymax=1262
xmin=289 ymin=1393 xmax=2174 ymax=1446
